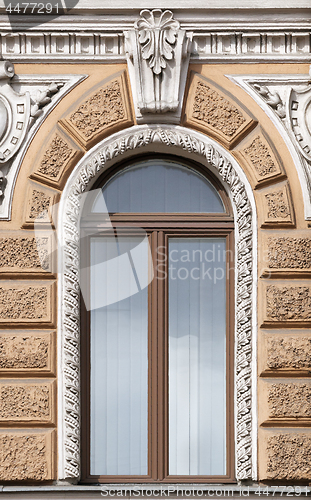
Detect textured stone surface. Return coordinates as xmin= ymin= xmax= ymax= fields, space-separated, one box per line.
xmin=0 ymin=383 xmax=51 ymax=421
xmin=268 ymin=383 xmax=311 ymax=418
xmin=0 ymin=334 xmax=50 ymax=370
xmin=266 ymin=285 xmax=311 ymax=322
xmin=266 ymin=434 xmax=311 ymax=480
xmin=192 ymin=80 xmax=246 ymax=137
xmin=244 ymin=136 xmax=277 ymax=176
xmin=36 ymin=134 xmax=73 ymax=179
xmin=268 ymin=237 xmax=311 ymax=269
xmin=0 ymin=432 xmax=53 ymax=480
xmin=69 ymin=80 xmax=125 ymax=139
xmin=0 ymin=236 xmax=49 ymax=271
xmin=28 ymin=189 xmax=51 ymax=222
xmin=265 ymin=189 xmax=291 ymax=220
xmin=0 ymin=285 xmax=51 ymax=322
xmin=267 ymin=337 xmax=311 ymax=369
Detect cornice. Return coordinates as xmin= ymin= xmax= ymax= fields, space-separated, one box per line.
xmin=0 ymin=13 xmax=310 ymax=63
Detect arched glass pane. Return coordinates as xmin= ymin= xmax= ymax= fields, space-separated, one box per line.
xmin=92 ymin=159 xmax=225 ymax=213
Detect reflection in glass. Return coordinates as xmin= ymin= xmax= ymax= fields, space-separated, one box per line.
xmin=90 ymin=236 xmax=148 ymax=475
xmin=169 ymin=238 xmax=227 ymax=475
xmin=92 ymin=160 xmax=225 ymax=214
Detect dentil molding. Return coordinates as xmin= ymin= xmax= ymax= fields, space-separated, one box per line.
xmin=229 ymin=71 xmax=311 ymax=220
xmin=57 ymin=125 xmax=257 ymax=481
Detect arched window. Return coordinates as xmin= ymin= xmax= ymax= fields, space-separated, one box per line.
xmin=80 ymin=155 xmax=235 ymax=483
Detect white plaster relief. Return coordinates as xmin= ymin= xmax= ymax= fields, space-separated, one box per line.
xmin=0 ymin=72 xmax=86 ymax=220
xmin=57 ymin=125 xmax=257 ymax=482
xmin=228 ymin=73 xmax=311 ymax=220
xmin=125 ymin=9 xmax=192 ymax=121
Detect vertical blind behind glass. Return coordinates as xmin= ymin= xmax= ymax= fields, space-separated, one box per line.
xmin=92 ymin=160 xmax=225 ymax=214
xmin=169 ymin=238 xmax=227 ymax=476
xmin=90 ymin=236 xmax=148 ymax=476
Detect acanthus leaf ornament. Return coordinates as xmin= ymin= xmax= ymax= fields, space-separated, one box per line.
xmin=135 ymin=9 xmax=180 ymax=75
xmin=125 ymin=10 xmax=192 ymax=120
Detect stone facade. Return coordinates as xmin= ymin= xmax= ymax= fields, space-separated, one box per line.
xmin=0 ymin=27 xmax=309 ymax=489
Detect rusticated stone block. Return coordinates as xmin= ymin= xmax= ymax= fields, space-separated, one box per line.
xmin=60 ymin=71 xmax=133 ymax=149
xmin=265 ymin=285 xmax=311 ymax=323
xmin=31 ymin=132 xmax=83 ymax=189
xmin=267 ymin=337 xmax=311 ymax=370
xmin=268 ymin=383 xmax=311 ymax=418
xmin=266 ymin=433 xmax=311 ymax=480
xmin=0 ymin=381 xmax=55 ymax=424
xmin=0 ymin=282 xmax=55 ymax=325
xmin=0 ymin=430 xmax=55 ymax=480
xmin=268 ymin=237 xmax=311 ymax=269
xmin=183 ymin=72 xmax=256 ymax=149
xmin=0 ymin=332 xmax=55 ymax=374
xmin=0 ymin=235 xmax=51 ymax=272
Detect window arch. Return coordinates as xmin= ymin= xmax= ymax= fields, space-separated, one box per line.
xmin=80 ymin=155 xmax=234 ymax=482
xmin=58 ymin=126 xmax=256 ymax=483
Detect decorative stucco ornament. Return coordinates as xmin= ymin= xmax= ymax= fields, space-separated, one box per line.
xmin=0 ymin=61 xmax=30 ymax=164
xmin=125 ymin=10 xmax=192 ymax=121
xmin=288 ymin=83 xmax=311 ymax=162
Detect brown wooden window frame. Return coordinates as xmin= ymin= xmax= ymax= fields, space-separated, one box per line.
xmin=80 ymin=154 xmax=235 ymax=484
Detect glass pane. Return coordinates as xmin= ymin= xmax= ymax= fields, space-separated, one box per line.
xmin=169 ymin=238 xmax=227 ymax=476
xmin=90 ymin=236 xmax=148 ymax=475
xmin=92 ymin=159 xmax=225 ymax=213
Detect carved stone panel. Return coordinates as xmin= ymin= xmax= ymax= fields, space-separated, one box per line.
xmin=234 ymin=131 xmax=284 ymax=187
xmin=260 ymin=431 xmax=311 ymax=480
xmin=0 ymin=331 xmax=55 ymax=375
xmin=31 ymin=131 xmax=83 ymax=190
xmin=0 ymin=380 xmax=55 ymax=425
xmin=183 ymin=73 xmax=256 ymax=149
xmin=268 ymin=383 xmax=311 ymax=419
xmin=266 ymin=336 xmax=311 ymax=371
xmin=60 ymin=71 xmax=133 ymax=149
xmin=0 ymin=282 xmax=55 ymax=326
xmin=264 ymin=284 xmax=311 ymax=325
xmin=259 ymin=379 xmax=311 ymax=425
xmin=261 ymin=183 xmax=295 ymax=227
xmin=0 ymin=234 xmax=52 ymax=274
xmin=23 ymin=183 xmax=58 ymax=229
xmin=0 ymin=430 xmax=55 ymax=480
xmin=268 ymin=236 xmax=311 ymax=270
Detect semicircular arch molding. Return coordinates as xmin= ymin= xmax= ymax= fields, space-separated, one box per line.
xmin=56 ymin=124 xmax=258 ymax=482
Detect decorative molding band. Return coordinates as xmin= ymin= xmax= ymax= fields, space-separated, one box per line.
xmin=58 ymin=125 xmax=256 ymax=481
xmin=0 ymin=27 xmax=310 ymax=62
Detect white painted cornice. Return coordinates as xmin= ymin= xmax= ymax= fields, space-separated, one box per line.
xmin=0 ymin=11 xmax=310 ymax=62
